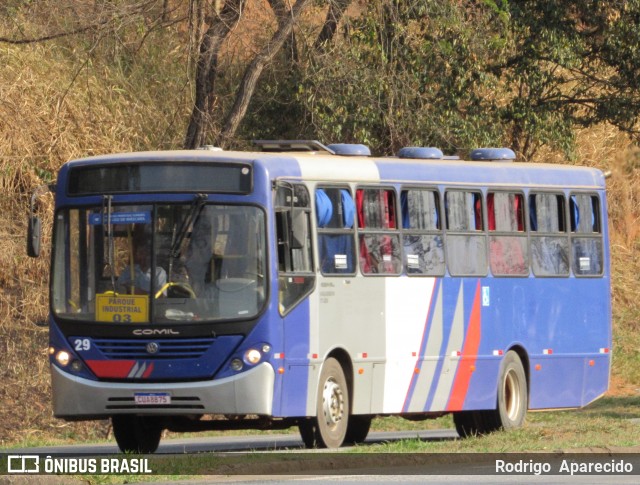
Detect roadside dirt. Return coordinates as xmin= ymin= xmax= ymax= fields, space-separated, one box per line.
xmin=607 ymin=374 xmax=640 ymax=397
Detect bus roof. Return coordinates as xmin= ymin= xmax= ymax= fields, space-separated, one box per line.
xmin=61 ymin=149 xmax=606 ymax=191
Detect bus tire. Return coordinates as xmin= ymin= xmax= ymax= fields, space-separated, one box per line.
xmin=453 ymin=411 xmax=480 ymax=438
xmin=112 ymin=415 xmax=163 ymax=453
xmin=344 ymin=415 xmax=372 ymax=444
xmin=494 ymin=350 xmax=527 ymax=430
xmin=298 ymin=419 xmax=318 ymax=448
xmin=309 ymin=357 xmax=350 ymax=448
xmin=454 ymin=351 xmax=527 ymax=437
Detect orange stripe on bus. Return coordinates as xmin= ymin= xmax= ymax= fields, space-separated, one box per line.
xmin=446 ymin=281 xmax=482 ymax=411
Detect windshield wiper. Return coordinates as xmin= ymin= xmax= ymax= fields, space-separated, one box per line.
xmin=170 ymin=193 xmax=207 ymax=260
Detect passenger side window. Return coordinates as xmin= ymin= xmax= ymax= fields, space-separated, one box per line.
xmin=488 ymin=192 xmax=528 ymax=276
xmin=401 ymin=189 xmax=444 ymax=275
xmin=445 ymin=190 xmax=487 ymax=276
xmin=356 ymin=188 xmax=402 ymax=275
xmin=570 ymin=194 xmax=603 ymax=276
xmin=529 ymin=193 xmax=569 ymax=276
xmin=316 ymin=187 xmax=356 ymax=274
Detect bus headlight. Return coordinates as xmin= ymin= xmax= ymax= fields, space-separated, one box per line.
xmin=56 ymin=350 xmax=71 ymax=367
xmin=244 ymin=349 xmax=262 ymax=365
xmin=230 ymin=359 xmax=244 ymax=371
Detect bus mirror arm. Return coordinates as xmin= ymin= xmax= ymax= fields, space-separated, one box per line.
xmin=27 ymin=183 xmax=55 ymax=258
xmin=290 ymin=208 xmax=307 ymax=250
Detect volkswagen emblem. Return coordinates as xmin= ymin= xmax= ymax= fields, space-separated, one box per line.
xmin=146 ymin=342 xmax=160 ymax=355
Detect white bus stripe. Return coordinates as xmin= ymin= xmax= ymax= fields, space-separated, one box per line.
xmin=407 ymin=281 xmax=443 ymax=412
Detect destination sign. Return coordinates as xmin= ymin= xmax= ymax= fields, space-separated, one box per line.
xmin=88 ymin=211 xmax=151 ymax=225
xmin=67 ymin=162 xmax=253 ymax=195
xmin=95 ymin=293 xmax=149 ymax=323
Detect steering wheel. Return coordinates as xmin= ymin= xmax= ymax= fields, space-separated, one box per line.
xmin=154 ymin=282 xmax=196 ymax=299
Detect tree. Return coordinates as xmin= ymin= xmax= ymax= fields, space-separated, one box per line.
xmin=298 ymin=1 xmax=506 ymax=154
xmin=184 ymin=0 xmax=314 ymax=149
xmin=218 ymin=0 xmax=313 ymax=145
xmin=297 ymin=0 xmax=640 ymax=160
xmin=183 ymin=0 xmax=247 ymax=149
xmin=499 ymin=0 xmax=640 ymax=159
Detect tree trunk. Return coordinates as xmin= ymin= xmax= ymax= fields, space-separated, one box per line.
xmin=218 ymin=0 xmax=312 ymax=145
xmin=183 ymin=0 xmax=247 ymax=149
xmin=267 ymin=0 xmax=299 ymax=63
xmin=315 ymin=0 xmax=352 ymax=51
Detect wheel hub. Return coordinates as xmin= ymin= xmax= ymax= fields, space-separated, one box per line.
xmin=322 ymin=377 xmax=344 ymax=427
xmin=504 ymin=368 xmax=521 ymax=421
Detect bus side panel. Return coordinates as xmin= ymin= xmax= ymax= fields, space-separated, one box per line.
xmin=458 ymin=279 xmax=528 ymax=411
xmin=527 ymin=282 xmax=611 ymax=409
xmin=381 ymin=277 xmax=437 ymax=413
xmin=403 ymin=278 xmax=499 ymax=413
xmin=403 ymin=279 xmax=444 ymax=412
xmin=440 ymin=279 xmax=503 ymax=413
xmin=277 ymin=299 xmax=312 ymax=417
xmin=311 ymin=277 xmax=387 ymax=415
xmin=581 ymin=353 xmax=610 ymax=405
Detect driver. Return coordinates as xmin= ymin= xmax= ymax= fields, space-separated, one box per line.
xmin=117 ymin=241 xmax=167 ymax=295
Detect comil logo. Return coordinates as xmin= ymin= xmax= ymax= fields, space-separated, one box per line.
xmin=8 ymin=455 xmax=40 ymax=473
xmin=133 ymin=328 xmax=179 ymax=336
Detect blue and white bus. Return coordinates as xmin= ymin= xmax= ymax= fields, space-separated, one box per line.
xmin=29 ymin=141 xmax=611 ymax=452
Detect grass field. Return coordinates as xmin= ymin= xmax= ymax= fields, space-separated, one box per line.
xmin=6 ymin=395 xmax=639 ymax=453
xmin=4 ymin=395 xmax=638 ymax=484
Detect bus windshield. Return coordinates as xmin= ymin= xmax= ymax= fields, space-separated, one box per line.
xmin=52 ymin=203 xmax=266 ymax=323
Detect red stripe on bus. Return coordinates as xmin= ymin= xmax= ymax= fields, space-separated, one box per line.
xmin=86 ymin=360 xmax=136 ymax=378
xmin=446 ymin=281 xmax=482 ymax=411
xmin=142 ymin=362 xmax=154 ymax=378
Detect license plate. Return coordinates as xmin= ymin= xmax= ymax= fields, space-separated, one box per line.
xmin=134 ymin=392 xmax=171 ymax=405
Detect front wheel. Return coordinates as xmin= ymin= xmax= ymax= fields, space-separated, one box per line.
xmin=298 ymin=357 xmax=350 ymax=448
xmin=344 ymin=415 xmax=372 ymax=444
xmin=112 ymin=415 xmax=163 ymax=453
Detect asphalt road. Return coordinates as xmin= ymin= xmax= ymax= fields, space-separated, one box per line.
xmin=10 ymin=429 xmax=458 ymax=454
xmin=8 ymin=429 xmax=639 ymax=484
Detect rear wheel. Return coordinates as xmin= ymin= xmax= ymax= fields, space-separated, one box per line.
xmin=495 ymin=350 xmax=527 ymax=430
xmin=453 ymin=411 xmax=480 ymax=438
xmin=454 ymin=350 xmax=527 ymax=437
xmin=298 ymin=357 xmax=350 ymax=448
xmin=112 ymin=415 xmax=163 ymax=453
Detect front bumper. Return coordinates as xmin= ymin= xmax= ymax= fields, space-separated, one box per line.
xmin=51 ymin=362 xmax=275 ymax=419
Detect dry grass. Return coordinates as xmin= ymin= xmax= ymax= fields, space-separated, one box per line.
xmin=0 ymin=34 xmax=190 ymax=445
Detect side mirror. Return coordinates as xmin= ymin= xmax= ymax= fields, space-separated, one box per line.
xmin=290 ymin=209 xmax=308 ymax=250
xmin=27 ymin=215 xmax=42 ymax=258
